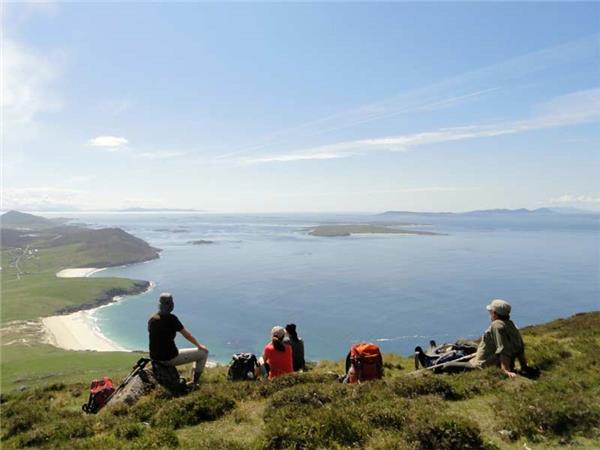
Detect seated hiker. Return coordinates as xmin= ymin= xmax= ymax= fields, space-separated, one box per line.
xmin=148 ymin=293 xmax=209 ymax=387
xmin=258 ymin=326 xmax=293 ymax=380
xmin=284 ymin=323 xmax=306 ymax=372
xmin=441 ymin=299 xmax=529 ymax=377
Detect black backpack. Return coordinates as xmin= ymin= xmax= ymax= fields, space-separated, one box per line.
xmin=227 ymin=353 xmax=258 ymax=381
xmin=414 ymin=340 xmax=478 ymax=370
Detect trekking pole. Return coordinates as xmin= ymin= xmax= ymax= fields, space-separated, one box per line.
xmin=411 ymin=353 xmax=475 ymax=375
xmin=105 ymin=358 xmax=150 ymax=404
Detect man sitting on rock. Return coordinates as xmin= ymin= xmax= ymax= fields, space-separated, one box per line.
xmin=442 ymin=299 xmax=529 ymax=377
xmin=148 ymin=293 xmax=209 ymax=387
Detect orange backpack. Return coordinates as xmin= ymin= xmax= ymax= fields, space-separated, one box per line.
xmin=347 ymin=342 xmax=384 ymax=383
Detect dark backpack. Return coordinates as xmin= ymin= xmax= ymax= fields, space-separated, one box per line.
xmin=414 ymin=340 xmax=478 ymax=370
xmin=151 ymin=361 xmax=189 ymax=394
xmin=346 ymin=343 xmax=384 ymax=384
xmin=82 ymin=377 xmax=115 ymax=414
xmin=227 ymin=353 xmax=258 ymax=381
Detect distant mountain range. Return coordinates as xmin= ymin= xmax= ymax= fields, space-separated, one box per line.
xmin=0 ymin=210 xmax=64 ymax=230
xmin=379 ymin=208 xmax=599 ymax=217
xmin=116 ymin=208 xmax=204 ymax=212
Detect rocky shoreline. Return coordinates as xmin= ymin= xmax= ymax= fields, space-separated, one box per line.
xmin=53 ymin=281 xmax=151 ymax=315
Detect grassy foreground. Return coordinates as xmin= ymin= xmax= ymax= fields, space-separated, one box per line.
xmin=1 ymin=312 xmax=599 ymax=450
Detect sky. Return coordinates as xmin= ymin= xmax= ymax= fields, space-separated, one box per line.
xmin=2 ymin=2 xmax=599 ymax=213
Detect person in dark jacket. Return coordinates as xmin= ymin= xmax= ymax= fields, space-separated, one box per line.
xmin=284 ymin=323 xmax=306 ymax=372
xmin=148 ymin=293 xmax=209 ymax=386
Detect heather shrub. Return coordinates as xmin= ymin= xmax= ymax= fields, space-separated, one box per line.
xmin=360 ymin=398 xmax=411 ymax=430
xmin=1 ymin=402 xmax=46 ymax=439
xmin=129 ymin=394 xmax=167 ymax=421
xmin=268 ymin=382 xmax=346 ymax=409
xmin=42 ymin=382 xmax=66 ymax=392
xmin=406 ymin=415 xmax=485 ymax=450
xmin=389 ymin=374 xmax=458 ymax=400
xmin=131 ymin=427 xmax=179 ymax=449
xmin=257 ymin=372 xmax=339 ymax=397
xmin=494 ymin=380 xmax=600 ymax=439
xmin=262 ymin=404 xmax=368 ymax=449
xmin=444 ymin=368 xmax=503 ymax=398
xmin=113 ymin=422 xmax=145 ymax=440
xmin=151 ymin=390 xmax=235 ymax=429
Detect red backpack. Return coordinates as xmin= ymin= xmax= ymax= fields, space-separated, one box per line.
xmin=347 ymin=343 xmax=384 ymax=384
xmin=82 ymin=377 xmax=115 ymax=414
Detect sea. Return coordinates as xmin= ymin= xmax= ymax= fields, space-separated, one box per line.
xmin=61 ymin=212 xmax=599 ymax=363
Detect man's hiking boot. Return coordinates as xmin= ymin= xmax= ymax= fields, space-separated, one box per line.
xmin=190 ymin=371 xmax=202 ymax=387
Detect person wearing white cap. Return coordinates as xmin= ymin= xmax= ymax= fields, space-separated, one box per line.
xmin=258 ymin=325 xmax=293 ymax=380
xmin=148 ymin=293 xmax=209 ymax=387
xmin=440 ymin=299 xmax=528 ymax=377
xmin=470 ymin=299 xmax=528 ymax=377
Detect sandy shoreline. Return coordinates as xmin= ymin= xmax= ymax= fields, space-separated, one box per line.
xmin=43 ymin=267 xmax=154 ymax=352
xmin=56 ymin=267 xmax=106 ymax=278
xmin=42 ymin=311 xmax=127 ymax=352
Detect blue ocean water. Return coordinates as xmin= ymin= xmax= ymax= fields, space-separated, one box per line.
xmin=75 ymin=213 xmax=598 ymax=363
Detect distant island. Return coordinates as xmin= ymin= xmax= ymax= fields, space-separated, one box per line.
xmin=153 ymin=228 xmax=189 ymax=233
xmin=305 ymin=224 xmax=442 ymax=237
xmin=188 ymin=239 xmax=214 ymax=245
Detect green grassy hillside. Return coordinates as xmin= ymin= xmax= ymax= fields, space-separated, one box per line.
xmin=1 ymin=313 xmax=599 ymax=450
xmin=1 ymin=244 xmax=149 ymax=322
xmin=1 ymin=211 xmax=158 ymax=322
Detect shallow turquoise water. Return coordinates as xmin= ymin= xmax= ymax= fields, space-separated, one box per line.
xmin=78 ymin=213 xmax=599 ymax=363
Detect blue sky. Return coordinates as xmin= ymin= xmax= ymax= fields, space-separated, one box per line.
xmin=3 ymin=2 xmax=599 ymax=212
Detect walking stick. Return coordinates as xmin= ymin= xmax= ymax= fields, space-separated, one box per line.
xmin=411 ymin=353 xmax=475 ymax=375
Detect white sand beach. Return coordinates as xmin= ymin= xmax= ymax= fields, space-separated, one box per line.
xmin=48 ymin=266 xmax=125 ymax=351
xmin=42 ymin=310 xmax=127 ymax=352
xmin=42 ymin=311 xmax=127 ymax=352
xmin=56 ymin=267 xmax=105 ymax=278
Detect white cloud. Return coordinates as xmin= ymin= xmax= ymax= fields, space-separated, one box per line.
xmin=137 ymin=151 xmax=186 ymax=160
xmin=242 ymin=88 xmax=600 ymax=164
xmin=1 ymin=39 xmax=62 ymax=126
xmin=549 ymin=194 xmax=600 ymax=205
xmin=218 ymin=34 xmax=598 ymax=160
xmin=88 ymin=136 xmax=129 ymax=150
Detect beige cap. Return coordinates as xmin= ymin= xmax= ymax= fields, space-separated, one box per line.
xmin=486 ymin=299 xmax=511 ymax=316
xmin=271 ymin=326 xmax=285 ymax=339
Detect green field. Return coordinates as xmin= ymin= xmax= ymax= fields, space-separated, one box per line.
xmin=1 ymin=245 xmax=147 ymax=322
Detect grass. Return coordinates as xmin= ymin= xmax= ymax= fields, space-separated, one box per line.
xmin=1 ymin=312 xmax=599 ymax=449
xmin=0 ymin=344 xmax=138 ymax=392
xmin=1 ymin=245 xmax=149 ymax=322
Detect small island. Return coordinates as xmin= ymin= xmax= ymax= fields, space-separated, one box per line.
xmin=305 ymin=224 xmax=442 ymax=237
xmin=188 ymin=239 xmax=214 ymax=245
xmin=153 ymin=228 xmax=189 ymax=233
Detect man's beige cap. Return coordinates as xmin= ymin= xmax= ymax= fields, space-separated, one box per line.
xmin=486 ymin=299 xmax=511 ymax=316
